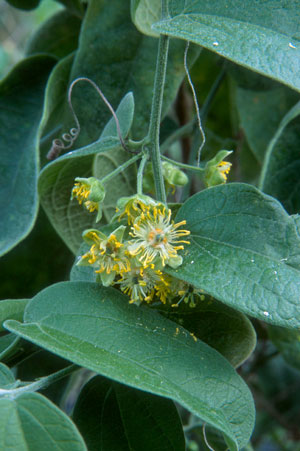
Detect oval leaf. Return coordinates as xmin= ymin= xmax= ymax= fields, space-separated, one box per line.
xmin=0 ymin=392 xmax=86 ymax=450
xmin=73 ymin=375 xmax=185 ymax=451
xmin=0 ymin=55 xmax=56 ymax=256
xmin=167 ymin=183 xmax=300 ymax=328
xmin=153 ymin=0 xmax=300 ymax=92
xmin=4 ymin=281 xmax=255 ymax=450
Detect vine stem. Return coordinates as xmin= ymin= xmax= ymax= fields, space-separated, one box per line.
xmin=137 ymin=153 xmax=149 ymax=194
xmin=100 ymin=153 xmax=142 ymax=184
xmin=146 ymin=0 xmax=169 ymax=203
xmin=0 ymin=364 xmax=78 ymax=399
xmin=161 ymin=155 xmax=204 ymax=173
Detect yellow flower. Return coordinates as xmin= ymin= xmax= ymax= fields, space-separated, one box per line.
xmin=78 ymin=226 xmax=130 ymax=286
xmin=115 ymin=194 xmax=157 ymax=225
xmin=71 ymin=177 xmax=105 ymax=222
xmin=128 ymin=205 xmax=190 ymax=267
xmin=118 ymin=263 xmax=172 ymax=305
xmin=217 ymin=161 xmax=232 ymax=182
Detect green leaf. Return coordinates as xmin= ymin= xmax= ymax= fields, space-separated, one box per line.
xmin=157 ymin=297 xmax=256 ymax=368
xmin=26 ymin=10 xmax=82 ymax=60
xmin=260 ymin=102 xmax=300 ymax=214
xmin=235 ymin=86 xmax=298 ymax=163
xmin=4 ymin=281 xmax=255 ymax=450
xmin=73 ymin=375 xmax=185 ymax=451
xmin=64 ymin=0 xmax=199 ymax=145
xmin=0 ymin=392 xmax=87 ymax=450
xmin=268 ymin=326 xmax=300 ymax=371
xmin=131 ymin=0 xmax=161 ymax=37
xmin=167 ymin=183 xmax=300 ymax=328
xmin=4 ymin=0 xmax=41 ymax=10
xmin=153 ymin=0 xmax=300 ymax=92
xmin=0 ymin=334 xmax=19 ymax=361
xmin=0 ymin=363 xmax=15 ymax=389
xmin=101 ymin=92 xmax=135 ymax=139
xmin=0 ymin=299 xmax=29 ymax=332
xmin=0 ymin=55 xmax=57 ymax=257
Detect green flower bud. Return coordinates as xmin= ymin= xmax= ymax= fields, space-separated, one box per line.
xmin=162 ymin=162 xmax=188 ymax=187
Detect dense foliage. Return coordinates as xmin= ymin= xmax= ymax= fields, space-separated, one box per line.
xmin=1 ymin=1 xmax=300 ymax=450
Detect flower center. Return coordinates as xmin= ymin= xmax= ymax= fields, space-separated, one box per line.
xmin=148 ymin=228 xmax=166 ymax=246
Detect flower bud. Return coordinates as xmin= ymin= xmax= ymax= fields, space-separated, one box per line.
xmin=204 ymin=150 xmax=233 ymax=187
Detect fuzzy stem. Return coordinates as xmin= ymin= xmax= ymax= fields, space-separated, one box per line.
xmin=161 ymin=155 xmax=204 ymax=173
xmin=100 ymin=153 xmax=141 ymax=184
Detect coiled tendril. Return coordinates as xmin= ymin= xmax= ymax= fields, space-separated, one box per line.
xmin=47 ymin=77 xmax=133 ymax=160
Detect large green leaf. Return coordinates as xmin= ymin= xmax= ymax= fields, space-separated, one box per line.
xmin=235 ymin=86 xmax=298 ymax=163
xmin=260 ymin=102 xmax=300 ymax=214
xmin=0 ymin=391 xmax=87 ymax=450
xmin=73 ymin=375 xmax=185 ymax=451
xmin=157 ymin=298 xmax=256 ymax=368
xmin=63 ymin=0 xmax=199 ymax=145
xmin=0 ymin=299 xmax=28 ymax=332
xmin=153 ymin=0 xmax=300 ymax=92
xmin=26 ymin=10 xmax=82 ymax=60
xmin=4 ymin=281 xmax=255 ymax=450
xmin=166 ymin=183 xmax=300 ymax=328
xmin=0 ymin=55 xmax=56 ymax=256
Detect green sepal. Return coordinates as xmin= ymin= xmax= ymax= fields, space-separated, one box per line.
xmin=100 ymin=271 xmax=116 ymax=287
xmin=95 ymin=207 xmax=103 ymax=223
xmin=167 ymin=255 xmax=183 ymax=269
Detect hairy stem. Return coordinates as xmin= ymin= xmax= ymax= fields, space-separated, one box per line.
xmin=100 ymin=153 xmax=141 ymax=184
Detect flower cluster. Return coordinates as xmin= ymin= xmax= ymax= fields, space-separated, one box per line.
xmin=75 ymin=192 xmax=195 ymax=306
